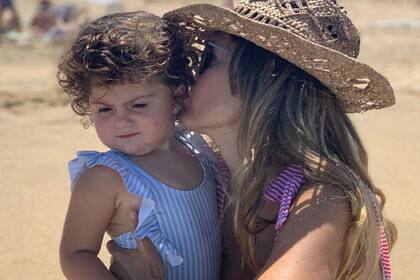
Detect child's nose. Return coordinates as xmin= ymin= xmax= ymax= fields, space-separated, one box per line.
xmin=114 ymin=111 xmax=133 ymax=128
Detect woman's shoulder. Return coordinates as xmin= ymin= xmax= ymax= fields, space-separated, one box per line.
xmin=265 ymin=166 xmax=351 ymax=233
xmin=292 ymin=182 xmax=351 ymax=217
xmin=286 ymin=182 xmax=352 ymax=240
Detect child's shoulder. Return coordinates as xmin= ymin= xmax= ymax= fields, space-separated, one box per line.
xmin=73 ymin=164 xmax=124 ymax=194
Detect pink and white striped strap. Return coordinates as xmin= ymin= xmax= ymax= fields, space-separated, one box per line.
xmin=263 ymin=164 xmax=306 ymax=231
xmin=365 ymin=187 xmax=392 ymax=280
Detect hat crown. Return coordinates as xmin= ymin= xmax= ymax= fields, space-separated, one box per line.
xmin=235 ymin=0 xmax=360 ymax=58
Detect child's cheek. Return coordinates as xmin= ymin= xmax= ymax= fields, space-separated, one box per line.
xmin=94 ymin=120 xmax=112 ymax=141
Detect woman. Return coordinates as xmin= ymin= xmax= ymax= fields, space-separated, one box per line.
xmin=107 ymin=1 xmax=397 ymax=279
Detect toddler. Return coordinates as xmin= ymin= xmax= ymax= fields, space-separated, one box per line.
xmin=58 ymin=11 xmax=221 ymax=280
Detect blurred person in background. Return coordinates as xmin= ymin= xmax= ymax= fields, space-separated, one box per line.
xmin=87 ymin=0 xmax=124 ymax=14
xmin=0 ymin=0 xmax=21 ymax=33
xmin=41 ymin=4 xmax=90 ymax=43
xmin=30 ymin=0 xmax=57 ymax=34
xmin=30 ymin=0 xmax=89 ymax=43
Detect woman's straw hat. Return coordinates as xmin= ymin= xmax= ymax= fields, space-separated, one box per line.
xmin=164 ymin=0 xmax=395 ymax=113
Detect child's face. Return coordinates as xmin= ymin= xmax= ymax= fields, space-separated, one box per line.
xmin=89 ymin=82 xmax=176 ymax=156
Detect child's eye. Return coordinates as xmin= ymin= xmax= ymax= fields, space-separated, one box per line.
xmin=98 ymin=107 xmax=112 ymax=114
xmin=132 ymin=103 xmax=147 ymax=109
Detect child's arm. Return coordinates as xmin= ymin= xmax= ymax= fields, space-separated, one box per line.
xmin=60 ymin=165 xmax=124 ymax=280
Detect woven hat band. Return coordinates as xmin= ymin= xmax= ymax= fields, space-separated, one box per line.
xmin=234 ymin=0 xmax=360 ymax=58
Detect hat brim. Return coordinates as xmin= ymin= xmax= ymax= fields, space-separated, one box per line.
xmin=164 ymin=4 xmax=395 ymax=113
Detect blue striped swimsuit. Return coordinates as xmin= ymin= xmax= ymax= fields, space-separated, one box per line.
xmin=68 ymin=130 xmax=221 ymax=280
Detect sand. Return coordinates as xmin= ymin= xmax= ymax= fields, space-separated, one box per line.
xmin=0 ymin=0 xmax=419 ymax=279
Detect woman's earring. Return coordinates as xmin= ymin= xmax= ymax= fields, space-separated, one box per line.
xmin=172 ymin=85 xmax=187 ymax=115
xmin=173 ymin=85 xmax=186 ymax=98
xmin=172 ymin=102 xmax=183 ymax=114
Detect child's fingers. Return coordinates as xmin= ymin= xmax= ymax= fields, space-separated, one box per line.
xmin=128 ymin=208 xmax=139 ymax=232
xmin=126 ymin=196 xmax=142 ymax=232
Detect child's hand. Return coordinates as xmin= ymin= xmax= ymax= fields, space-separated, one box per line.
xmin=107 ymin=210 xmax=164 ymax=280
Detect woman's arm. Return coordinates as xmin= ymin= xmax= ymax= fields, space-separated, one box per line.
xmin=257 ymin=183 xmax=351 ymax=280
xmin=60 ymin=165 xmax=123 ymax=280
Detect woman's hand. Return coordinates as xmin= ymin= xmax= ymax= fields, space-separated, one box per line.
xmin=106 ymin=210 xmax=164 ymax=280
xmin=107 ymin=238 xmax=164 ymax=280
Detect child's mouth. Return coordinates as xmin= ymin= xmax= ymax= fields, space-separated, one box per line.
xmin=117 ymin=133 xmax=140 ymax=138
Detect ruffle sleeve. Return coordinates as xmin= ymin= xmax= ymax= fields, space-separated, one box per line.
xmin=112 ymin=196 xmax=183 ymax=267
xmin=68 ymin=151 xmax=104 ymax=191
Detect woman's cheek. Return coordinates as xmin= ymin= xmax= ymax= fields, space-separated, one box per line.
xmin=192 ymin=88 xmax=212 ymax=113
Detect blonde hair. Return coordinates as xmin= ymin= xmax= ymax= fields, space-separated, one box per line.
xmin=227 ymin=36 xmax=397 ymax=279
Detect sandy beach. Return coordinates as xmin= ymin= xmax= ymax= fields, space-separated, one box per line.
xmin=0 ymin=0 xmax=419 ymax=279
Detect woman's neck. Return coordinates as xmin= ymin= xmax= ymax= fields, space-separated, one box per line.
xmin=206 ymin=126 xmax=241 ymax=174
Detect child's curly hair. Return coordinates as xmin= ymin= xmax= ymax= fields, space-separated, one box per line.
xmin=57 ymin=11 xmax=192 ymax=117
